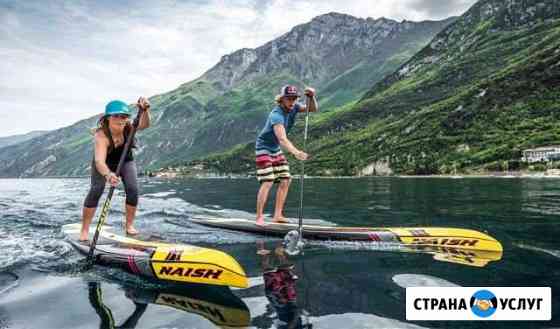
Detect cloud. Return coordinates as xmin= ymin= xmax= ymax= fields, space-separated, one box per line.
xmin=406 ymin=0 xmax=478 ymax=19
xmin=0 ymin=0 xmax=477 ymax=137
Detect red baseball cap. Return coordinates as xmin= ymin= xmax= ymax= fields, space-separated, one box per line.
xmin=279 ymin=85 xmax=300 ymax=98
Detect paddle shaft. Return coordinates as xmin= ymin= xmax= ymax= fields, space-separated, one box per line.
xmin=297 ymin=95 xmax=312 ymax=239
xmin=86 ymin=108 xmax=145 ymax=267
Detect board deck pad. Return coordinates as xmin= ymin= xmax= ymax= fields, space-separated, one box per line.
xmin=62 ymin=223 xmax=248 ymax=288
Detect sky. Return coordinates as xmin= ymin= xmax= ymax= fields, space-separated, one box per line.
xmin=0 ymin=0 xmax=478 ymax=137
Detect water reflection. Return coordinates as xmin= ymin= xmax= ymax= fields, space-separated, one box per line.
xmin=404 ymin=245 xmax=502 ymax=267
xmin=306 ymin=240 xmax=503 ymax=268
xmin=87 ymin=280 xmax=250 ymax=328
xmin=256 ymin=241 xmax=312 ymax=329
xmin=88 ymin=282 xmax=147 ymax=329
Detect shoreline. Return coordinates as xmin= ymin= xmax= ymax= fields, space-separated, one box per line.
xmin=1 ymin=171 xmax=559 ymax=180
xmin=146 ymin=171 xmax=560 ymax=179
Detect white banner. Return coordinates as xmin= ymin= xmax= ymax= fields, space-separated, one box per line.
xmin=406 ymin=287 xmax=551 ymax=321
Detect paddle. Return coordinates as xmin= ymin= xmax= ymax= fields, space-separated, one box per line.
xmin=86 ymin=105 xmax=146 ymax=268
xmin=284 ymin=94 xmax=314 ymax=256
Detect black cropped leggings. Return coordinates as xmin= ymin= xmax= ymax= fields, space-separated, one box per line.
xmin=83 ymin=160 xmax=139 ymax=208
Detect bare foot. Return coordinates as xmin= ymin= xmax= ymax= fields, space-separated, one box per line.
xmin=272 ymin=217 xmax=290 ymax=224
xmin=256 ymin=240 xmax=270 ymax=254
xmin=79 ymin=231 xmax=89 ymax=241
xmin=126 ymin=226 xmax=139 ymax=235
xmin=256 ymin=249 xmax=271 ymax=255
xmin=256 ymin=217 xmax=266 ymax=226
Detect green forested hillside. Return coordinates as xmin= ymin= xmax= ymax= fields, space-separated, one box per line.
xmin=195 ymin=0 xmax=560 ymax=176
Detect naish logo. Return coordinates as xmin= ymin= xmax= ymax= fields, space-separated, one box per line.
xmin=159 ymin=266 xmax=223 ymax=279
xmin=165 ymin=249 xmax=184 ymax=261
xmin=414 ymin=245 xmax=476 ymax=255
xmin=158 ymin=294 xmax=226 ymax=322
xmin=411 ymin=238 xmax=478 ymax=247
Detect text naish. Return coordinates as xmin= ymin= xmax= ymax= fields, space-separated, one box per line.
xmin=411 ymin=238 xmax=478 ymax=247
xmin=159 ymin=266 xmax=223 ymax=279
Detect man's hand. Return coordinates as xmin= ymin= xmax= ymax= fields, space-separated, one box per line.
xmin=295 ymin=150 xmax=309 ymax=161
xmin=304 ymin=87 xmax=315 ymax=97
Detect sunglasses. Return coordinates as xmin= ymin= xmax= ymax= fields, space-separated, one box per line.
xmin=111 ymin=114 xmax=130 ymax=119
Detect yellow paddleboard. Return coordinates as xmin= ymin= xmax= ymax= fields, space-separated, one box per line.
xmin=62 ymin=223 xmax=248 ymax=288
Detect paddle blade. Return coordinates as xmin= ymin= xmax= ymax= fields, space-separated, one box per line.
xmin=283 ymin=230 xmax=305 ymax=256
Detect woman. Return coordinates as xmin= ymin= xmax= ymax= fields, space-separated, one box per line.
xmin=79 ymin=97 xmax=151 ymax=241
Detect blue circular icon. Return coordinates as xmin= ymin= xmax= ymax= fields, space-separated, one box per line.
xmin=470 ymin=290 xmax=497 ymax=318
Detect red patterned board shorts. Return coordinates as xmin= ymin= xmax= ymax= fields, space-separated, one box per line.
xmin=256 ymin=149 xmax=291 ymax=183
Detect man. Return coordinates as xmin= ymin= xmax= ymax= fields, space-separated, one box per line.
xmin=255 ymin=85 xmax=317 ymax=226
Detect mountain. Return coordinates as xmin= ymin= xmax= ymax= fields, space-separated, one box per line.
xmin=0 ymin=117 xmax=99 ymax=177
xmin=196 ymin=0 xmax=560 ymax=176
xmin=0 ymin=131 xmax=47 ymax=149
xmin=0 ymin=13 xmax=452 ymax=177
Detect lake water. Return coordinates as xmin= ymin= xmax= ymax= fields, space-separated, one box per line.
xmin=0 ymin=177 xmax=558 ymax=328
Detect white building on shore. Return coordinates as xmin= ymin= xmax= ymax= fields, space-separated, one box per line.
xmin=522 ymin=146 xmax=560 ymax=163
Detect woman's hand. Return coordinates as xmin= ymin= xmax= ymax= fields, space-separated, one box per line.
xmin=137 ymin=97 xmax=151 ymax=111
xmin=105 ymin=172 xmax=120 ymax=187
xmin=137 ymin=96 xmax=152 ymax=130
